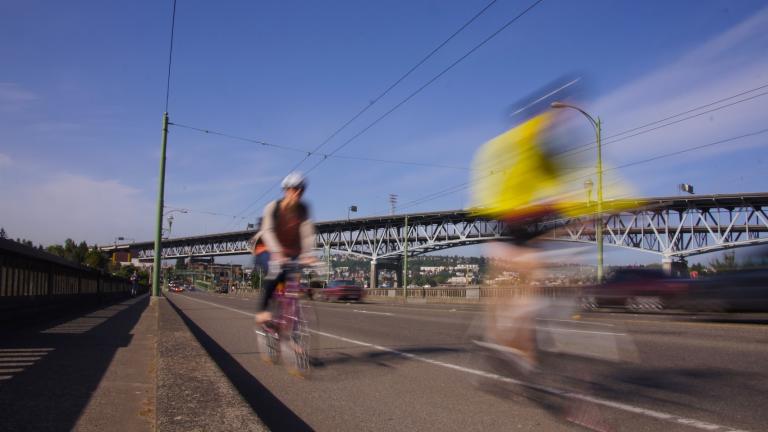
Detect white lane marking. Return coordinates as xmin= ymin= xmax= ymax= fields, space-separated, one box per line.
xmin=538 ymin=318 xmax=616 ymax=327
xmin=172 ymin=293 xmax=751 ymax=432
xmin=353 ymin=310 xmax=394 ymax=316
xmin=0 ymin=348 xmax=54 ymax=353
xmin=546 ymin=328 xmax=626 ymax=336
xmin=0 ymin=357 xmax=42 ymax=362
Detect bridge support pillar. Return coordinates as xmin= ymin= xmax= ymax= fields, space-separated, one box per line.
xmin=394 ymin=259 xmax=403 ymax=289
xmin=662 ymin=256 xmax=688 ymax=277
xmin=370 ymin=260 xmax=377 ymax=289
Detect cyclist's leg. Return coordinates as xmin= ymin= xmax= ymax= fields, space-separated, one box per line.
xmin=483 ymin=241 xmax=542 ymax=369
xmin=256 ymin=269 xmax=285 ymax=323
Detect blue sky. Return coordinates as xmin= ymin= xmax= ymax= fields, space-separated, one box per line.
xmin=1 ymin=0 xmax=767 ymax=266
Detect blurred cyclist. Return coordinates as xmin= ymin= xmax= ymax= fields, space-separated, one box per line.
xmin=253 ymin=172 xmax=317 ymax=325
xmin=470 ymin=77 xmax=584 ymax=372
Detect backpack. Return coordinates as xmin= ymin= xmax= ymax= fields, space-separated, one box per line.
xmin=249 ymin=199 xmax=308 ymax=255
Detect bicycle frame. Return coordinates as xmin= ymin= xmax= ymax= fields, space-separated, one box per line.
xmin=260 ymin=261 xmax=313 ymax=374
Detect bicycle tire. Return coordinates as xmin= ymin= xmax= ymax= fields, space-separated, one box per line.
xmin=288 ymin=299 xmax=317 ymax=377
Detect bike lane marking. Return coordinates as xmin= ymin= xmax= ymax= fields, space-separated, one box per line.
xmin=352 ymin=310 xmax=394 ymax=316
xmin=173 ymin=292 xmax=750 ymax=432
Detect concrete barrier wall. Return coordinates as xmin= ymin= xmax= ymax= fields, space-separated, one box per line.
xmin=0 ymin=238 xmax=145 ymax=318
xmin=364 ymin=285 xmax=581 ymax=304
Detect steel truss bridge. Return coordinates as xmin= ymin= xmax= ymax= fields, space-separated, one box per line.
xmin=104 ymin=193 xmax=768 ymax=264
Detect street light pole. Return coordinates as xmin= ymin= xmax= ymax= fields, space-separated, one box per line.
xmin=551 ymin=102 xmax=604 ymax=284
xmin=152 ymin=112 xmax=170 ymax=297
xmin=403 ymin=215 xmax=408 ymax=301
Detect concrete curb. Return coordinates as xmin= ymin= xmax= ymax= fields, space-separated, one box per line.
xmin=156 ymin=297 xmax=267 ymax=432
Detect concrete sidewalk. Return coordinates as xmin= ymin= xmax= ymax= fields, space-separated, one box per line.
xmin=0 ymin=293 xmax=268 ymax=432
xmin=157 ymin=297 xmax=267 ymax=432
xmin=0 ymin=295 xmax=156 ymax=432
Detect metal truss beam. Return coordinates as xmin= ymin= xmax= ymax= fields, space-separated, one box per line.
xmin=104 ymin=193 xmax=768 ymax=261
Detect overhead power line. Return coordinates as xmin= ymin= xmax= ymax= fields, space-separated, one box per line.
xmin=164 ymin=0 xmax=178 ymax=113
xmin=555 ymin=85 xmax=768 ymax=160
xmin=386 ymin=127 xmax=768 ymax=215
xmin=171 ymin=122 xmax=470 ymax=170
xmin=474 ymin=83 xmax=768 ymax=174
xmin=301 ymin=0 xmax=546 ymax=179
xmin=223 ymin=0 xmax=527 ymax=228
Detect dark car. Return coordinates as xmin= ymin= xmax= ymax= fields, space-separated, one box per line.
xmin=318 ymin=279 xmax=364 ymax=302
xmin=682 ymin=269 xmax=768 ymax=312
xmin=215 ymin=285 xmax=229 ymax=294
xmin=580 ymin=268 xmax=690 ymax=312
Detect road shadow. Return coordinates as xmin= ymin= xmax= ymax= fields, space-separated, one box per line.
xmin=166 ymin=297 xmax=314 ymax=432
xmin=0 ymin=295 xmax=147 ymax=432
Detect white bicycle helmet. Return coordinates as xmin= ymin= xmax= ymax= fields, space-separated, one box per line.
xmin=281 ymin=171 xmax=307 ymax=190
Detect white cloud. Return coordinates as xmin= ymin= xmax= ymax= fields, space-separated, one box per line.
xmin=592 ymin=6 xmax=768 ymax=166
xmin=0 ymin=172 xmax=155 ymax=246
xmin=0 ymin=82 xmax=37 ymax=113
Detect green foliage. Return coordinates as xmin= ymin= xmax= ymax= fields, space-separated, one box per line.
xmin=709 ymin=250 xmax=737 ymax=271
xmin=46 ymin=238 xmax=114 ymax=273
xmin=175 ymin=257 xmax=186 ymax=270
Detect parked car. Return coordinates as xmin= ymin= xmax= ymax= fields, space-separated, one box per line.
xmin=215 ymin=285 xmax=229 ymax=294
xmin=681 ymin=269 xmax=768 ymax=312
xmin=317 ymin=279 xmax=364 ymax=302
xmin=580 ymin=268 xmax=690 ymax=312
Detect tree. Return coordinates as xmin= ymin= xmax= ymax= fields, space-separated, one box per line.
xmin=84 ymin=247 xmax=109 ymax=271
xmin=710 ymin=250 xmax=737 ymax=272
xmin=0 ymin=227 xmax=6 ymax=239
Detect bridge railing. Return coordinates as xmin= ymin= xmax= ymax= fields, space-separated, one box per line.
xmin=0 ymin=238 xmax=144 ymax=319
xmin=365 ymin=285 xmax=581 ymax=303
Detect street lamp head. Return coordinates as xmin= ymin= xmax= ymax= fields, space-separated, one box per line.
xmin=349 ymin=205 xmax=358 ymax=212
xmin=550 ymin=101 xmax=568 ymax=109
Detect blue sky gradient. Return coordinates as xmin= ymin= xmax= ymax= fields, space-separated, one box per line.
xmin=1 ymin=0 xmax=766 ymax=267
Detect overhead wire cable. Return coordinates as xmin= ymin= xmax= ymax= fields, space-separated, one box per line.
xmin=170 ymin=122 xmax=470 ymax=170
xmin=164 ymin=0 xmax=178 ymax=112
xmin=387 ymin=127 xmax=768 ymax=214
xmin=472 ymin=84 xmax=768 ymax=175
xmin=562 ymin=92 xmax=768 ymax=160
xmin=300 ymin=0 xmax=546 ymax=180
xmin=223 ymin=0 xmax=520 ymax=228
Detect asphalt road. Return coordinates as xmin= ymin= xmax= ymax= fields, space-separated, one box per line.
xmin=166 ymin=291 xmax=768 ymax=432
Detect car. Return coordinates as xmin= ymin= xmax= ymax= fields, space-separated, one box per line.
xmin=169 ymin=284 xmax=184 ymax=293
xmin=681 ymin=269 xmax=768 ymax=312
xmin=215 ymin=285 xmax=229 ymax=294
xmin=317 ymin=279 xmax=364 ymax=302
xmin=580 ymin=268 xmax=690 ymax=312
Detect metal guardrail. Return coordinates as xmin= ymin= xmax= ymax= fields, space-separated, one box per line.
xmin=365 ymin=285 xmax=581 ymax=303
xmin=0 ymin=238 xmax=144 ymax=317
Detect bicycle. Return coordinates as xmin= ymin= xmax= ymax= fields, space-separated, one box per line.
xmin=256 ymin=261 xmax=319 ymax=377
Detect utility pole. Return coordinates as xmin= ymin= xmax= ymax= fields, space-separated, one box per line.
xmin=389 ymin=194 xmax=398 ymax=216
xmin=403 ymin=215 xmax=408 ymax=301
xmin=151 ymin=112 xmax=169 ymax=297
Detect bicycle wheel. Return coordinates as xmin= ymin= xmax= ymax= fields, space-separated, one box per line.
xmin=288 ymin=298 xmax=318 ymax=377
